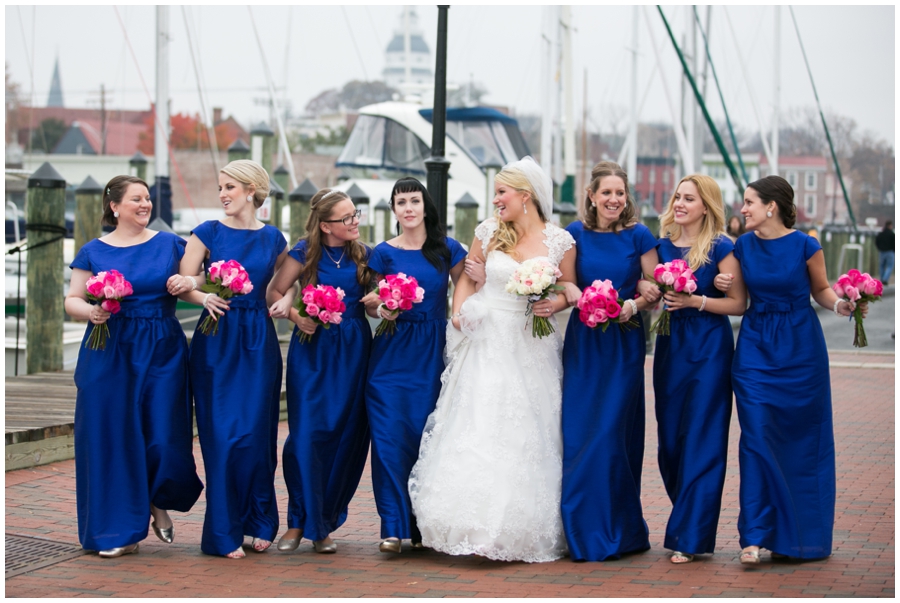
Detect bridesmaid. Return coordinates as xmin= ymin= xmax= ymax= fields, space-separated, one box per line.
xmin=559 ymin=161 xmax=660 ymax=561
xmin=65 ymin=175 xmax=203 ymax=557
xmin=647 ymin=175 xmax=746 ymax=563
xmin=363 ymin=178 xmax=466 ymax=553
xmin=725 ymin=176 xmax=861 ymax=564
xmin=176 ymin=160 xmax=288 ymax=559
xmin=268 ymin=189 xmax=373 ymax=554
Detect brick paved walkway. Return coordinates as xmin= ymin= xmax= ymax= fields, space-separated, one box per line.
xmin=6 ymin=354 xmax=894 ymax=597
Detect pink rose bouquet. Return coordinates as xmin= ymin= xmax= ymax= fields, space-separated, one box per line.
xmin=645 ymin=259 xmax=698 ymax=336
xmin=197 ymin=259 xmax=254 ymax=336
xmin=833 ymin=269 xmax=882 ymax=348
xmin=84 ymin=269 xmax=134 ymax=350
xmin=505 ymin=258 xmax=564 ymax=338
xmin=295 ymin=284 xmax=346 ymax=343
xmin=576 ymin=279 xmax=640 ymax=332
xmin=374 ymin=272 xmax=425 ymax=337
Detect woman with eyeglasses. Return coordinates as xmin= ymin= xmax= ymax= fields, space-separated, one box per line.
xmin=362 ymin=177 xmax=467 ymax=554
xmin=268 ymin=188 xmax=374 ymax=555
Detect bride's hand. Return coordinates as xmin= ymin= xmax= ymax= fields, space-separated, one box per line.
xmin=532 ymin=299 xmax=554 ymax=318
xmin=451 ymin=313 xmax=462 ymax=331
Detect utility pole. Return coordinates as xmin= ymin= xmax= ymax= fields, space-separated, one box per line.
xmin=425 ymin=6 xmax=451 ymax=230
xmin=153 ymin=6 xmax=172 ymax=226
xmin=561 ymin=6 xmax=576 ymax=205
xmin=100 ymin=84 xmax=108 ymax=155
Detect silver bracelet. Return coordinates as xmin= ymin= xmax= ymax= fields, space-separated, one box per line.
xmin=451 ymin=312 xmax=462 ymax=319
xmin=625 ymin=299 xmax=638 ymax=316
xmin=699 ymin=295 xmax=708 ymax=312
xmin=833 ymin=298 xmax=842 ymax=316
xmin=202 ymin=293 xmax=213 ymax=309
xmin=186 ymin=275 xmax=198 ymax=291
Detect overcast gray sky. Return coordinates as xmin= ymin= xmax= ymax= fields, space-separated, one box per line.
xmin=5 ymin=5 xmax=895 ymax=148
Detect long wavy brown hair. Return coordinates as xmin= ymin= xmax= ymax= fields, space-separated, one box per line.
xmin=581 ymin=161 xmax=637 ymax=233
xmin=298 ymin=189 xmax=372 ymax=287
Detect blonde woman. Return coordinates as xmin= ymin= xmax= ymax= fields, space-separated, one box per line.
xmin=408 ymin=157 xmax=575 ymax=562
xmin=176 ymin=160 xmax=289 ymax=559
xmin=645 ymin=174 xmax=746 ymax=563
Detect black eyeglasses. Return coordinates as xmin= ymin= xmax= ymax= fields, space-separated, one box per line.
xmin=323 ymin=209 xmax=362 ymax=226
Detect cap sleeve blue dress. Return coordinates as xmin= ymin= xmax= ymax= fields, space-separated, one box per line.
xmin=188 ymin=220 xmax=286 ymax=555
xmin=71 ymin=231 xmax=203 ymax=551
xmin=560 ymin=220 xmax=657 ymax=561
xmin=365 ymin=238 xmax=467 ymax=541
xmin=282 ymin=240 xmax=373 ymax=541
xmin=653 ymin=234 xmax=735 ymax=555
xmin=732 ymin=230 xmax=834 ymax=558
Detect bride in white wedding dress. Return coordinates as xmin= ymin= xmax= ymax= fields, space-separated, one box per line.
xmin=408 ymin=157 xmax=576 ymax=563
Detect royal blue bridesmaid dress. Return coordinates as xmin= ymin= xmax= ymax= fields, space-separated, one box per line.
xmin=653 ymin=235 xmax=735 ymax=555
xmin=560 ymin=220 xmax=657 ymax=561
xmin=732 ymin=231 xmax=834 ymax=559
xmin=71 ymin=232 xmax=203 ymax=551
xmin=365 ymin=239 xmax=466 ymax=540
xmin=282 ymin=241 xmax=372 ymax=541
xmin=189 ymin=221 xmax=285 ymax=555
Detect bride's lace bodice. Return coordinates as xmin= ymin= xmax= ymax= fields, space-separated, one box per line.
xmin=474 ymin=217 xmax=575 ymax=301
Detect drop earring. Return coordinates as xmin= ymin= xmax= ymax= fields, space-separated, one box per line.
xmin=523 ymin=202 xmax=527 ymax=215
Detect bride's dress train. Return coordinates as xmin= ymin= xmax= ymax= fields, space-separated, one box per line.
xmin=408 ymin=218 xmax=573 ymax=563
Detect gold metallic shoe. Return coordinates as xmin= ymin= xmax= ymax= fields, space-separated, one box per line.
xmin=98 ymin=543 xmax=139 ymax=558
xmin=410 ymin=541 xmax=425 ymax=550
xmin=313 ymin=538 xmax=337 ymax=554
xmin=151 ymin=520 xmax=174 ymax=544
xmin=277 ymin=530 xmax=303 ymax=552
xmin=379 ymin=537 xmax=401 ymax=553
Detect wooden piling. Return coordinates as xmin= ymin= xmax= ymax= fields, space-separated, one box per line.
xmin=289 ymin=179 xmax=318 ymax=245
xmin=74 ymin=176 xmax=103 ymax=256
xmin=26 ymin=162 xmax=67 ymax=374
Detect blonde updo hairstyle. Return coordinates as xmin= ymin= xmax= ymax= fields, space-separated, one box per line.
xmin=658 ymin=174 xmax=727 ymax=270
xmin=582 ymin=161 xmax=637 ymax=233
xmin=298 ymin=188 xmax=372 ymax=288
xmin=488 ymin=166 xmax=548 ymax=259
xmin=220 ymin=159 xmax=269 ymax=209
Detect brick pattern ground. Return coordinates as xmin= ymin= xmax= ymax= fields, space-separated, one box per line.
xmin=5 ymin=357 xmax=894 ymax=598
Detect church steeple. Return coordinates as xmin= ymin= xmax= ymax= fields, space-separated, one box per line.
xmin=47 ymin=56 xmax=64 ymax=108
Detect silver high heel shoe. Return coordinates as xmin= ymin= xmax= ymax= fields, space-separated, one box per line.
xmin=98 ymin=543 xmax=139 ymax=558
xmin=151 ymin=520 xmax=174 ymax=544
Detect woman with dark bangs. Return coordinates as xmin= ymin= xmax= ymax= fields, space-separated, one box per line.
xmin=363 ymin=177 xmax=467 ymax=554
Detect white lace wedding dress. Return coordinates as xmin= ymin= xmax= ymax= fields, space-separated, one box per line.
xmin=408 ymin=218 xmax=574 ymax=563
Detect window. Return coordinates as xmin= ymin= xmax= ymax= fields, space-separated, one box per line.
xmin=662 ymin=170 xmax=669 ymax=185
xmin=804 ymin=193 xmax=817 ymax=217
xmin=636 ymin=168 xmax=642 ymax=184
xmin=786 ymin=171 xmax=798 ymax=188
xmin=805 ymin=171 xmax=817 ymax=190
xmin=649 ymin=168 xmax=656 ymax=185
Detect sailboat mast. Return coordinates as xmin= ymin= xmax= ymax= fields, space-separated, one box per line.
xmin=627 ymin=6 xmax=638 ymax=186
xmin=155 ymin=6 xmax=169 ymax=181
xmin=772 ymin=6 xmax=781 ymax=176
xmin=539 ymin=7 xmax=553 ymax=172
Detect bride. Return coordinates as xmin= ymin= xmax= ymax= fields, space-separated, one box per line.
xmin=408 ymin=157 xmax=576 ymax=562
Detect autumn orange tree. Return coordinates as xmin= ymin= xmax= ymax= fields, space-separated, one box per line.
xmin=138 ymin=109 xmax=214 ymax=154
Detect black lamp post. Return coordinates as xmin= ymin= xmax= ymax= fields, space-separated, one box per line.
xmin=426 ymin=5 xmax=451 ymax=231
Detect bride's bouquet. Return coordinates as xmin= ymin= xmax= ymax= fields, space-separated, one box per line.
xmin=505 ymin=258 xmax=564 ymax=338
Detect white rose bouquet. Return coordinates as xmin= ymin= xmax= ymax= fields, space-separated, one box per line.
xmin=505 ymin=258 xmax=564 ymax=338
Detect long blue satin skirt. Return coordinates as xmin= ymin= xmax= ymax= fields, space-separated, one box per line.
xmin=653 ymin=312 xmax=733 ymax=554
xmin=282 ymin=314 xmax=372 ymax=541
xmin=75 ymin=309 xmax=203 ymax=551
xmin=560 ymin=314 xmax=651 ymax=561
xmin=367 ymin=318 xmax=445 ymax=540
xmin=190 ymin=299 xmax=282 ymax=555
